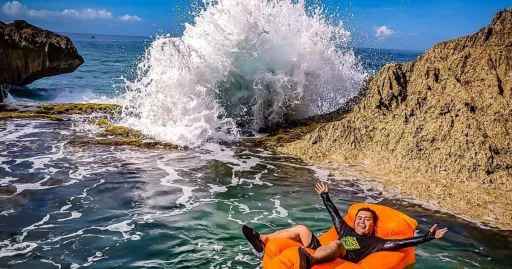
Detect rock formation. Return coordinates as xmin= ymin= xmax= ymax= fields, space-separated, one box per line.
xmin=268 ymin=8 xmax=512 ymax=228
xmin=0 ymin=20 xmax=84 ymax=102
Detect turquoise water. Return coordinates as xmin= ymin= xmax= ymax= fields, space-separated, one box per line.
xmin=1 ymin=33 xmax=511 ymax=268
xmin=8 ymin=33 xmax=147 ymax=102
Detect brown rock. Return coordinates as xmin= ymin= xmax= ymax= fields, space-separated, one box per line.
xmin=0 ymin=20 xmax=84 ymax=101
xmin=271 ymin=8 xmax=512 ymax=228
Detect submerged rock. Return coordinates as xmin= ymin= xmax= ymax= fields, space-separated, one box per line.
xmin=258 ymin=8 xmax=512 ymax=228
xmin=0 ymin=20 xmax=84 ymax=101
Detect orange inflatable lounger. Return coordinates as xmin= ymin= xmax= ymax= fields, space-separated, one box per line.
xmin=262 ymin=203 xmax=418 ymax=269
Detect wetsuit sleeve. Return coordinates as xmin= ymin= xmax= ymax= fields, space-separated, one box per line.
xmin=379 ymin=230 xmax=436 ymax=251
xmin=320 ymin=192 xmax=351 ymax=236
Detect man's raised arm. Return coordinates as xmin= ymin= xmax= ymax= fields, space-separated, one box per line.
xmin=315 ymin=182 xmax=352 ymax=236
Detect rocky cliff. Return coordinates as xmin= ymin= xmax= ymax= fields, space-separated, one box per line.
xmin=0 ymin=20 xmax=84 ymax=102
xmin=270 ymin=8 xmax=512 ymax=228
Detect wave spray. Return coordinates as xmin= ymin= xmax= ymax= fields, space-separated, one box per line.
xmin=120 ymin=0 xmax=366 ymax=147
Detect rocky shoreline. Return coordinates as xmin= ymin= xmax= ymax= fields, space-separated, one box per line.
xmin=1 ymin=10 xmax=510 ymax=230
xmin=249 ymin=8 xmax=512 ymax=229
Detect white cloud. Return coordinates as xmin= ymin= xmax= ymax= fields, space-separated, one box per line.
xmin=2 ymin=1 xmax=27 ymax=16
xmin=78 ymin=8 xmax=114 ymax=20
xmin=1 ymin=1 xmax=140 ymax=22
xmin=119 ymin=14 xmax=143 ymax=22
xmin=375 ymin=25 xmax=394 ymax=38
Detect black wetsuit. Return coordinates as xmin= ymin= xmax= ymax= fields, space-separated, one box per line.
xmin=308 ymin=192 xmax=436 ymax=263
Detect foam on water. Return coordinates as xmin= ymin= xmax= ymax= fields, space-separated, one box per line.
xmin=1 ymin=117 xmax=508 ymax=267
xmin=40 ymin=259 xmax=62 ymax=269
xmin=97 ymin=220 xmax=141 ymax=241
xmin=0 ymin=241 xmax=38 ymax=258
xmin=83 ymin=252 xmax=107 ymax=267
xmin=269 ymin=198 xmax=289 ymax=219
xmin=120 ymin=0 xmax=366 ymax=147
xmin=56 ymin=212 xmax=82 ymax=222
xmin=6 ymin=87 xmax=102 ymax=103
xmin=157 ymin=161 xmax=199 ymax=207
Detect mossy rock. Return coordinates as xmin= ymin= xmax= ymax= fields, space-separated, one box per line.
xmin=0 ymin=103 xmax=120 ymax=122
xmin=36 ymin=103 xmax=120 ymax=115
xmin=91 ymin=118 xmax=146 ymax=139
xmin=68 ymin=139 xmax=180 ymax=150
xmin=0 ymin=111 xmax=64 ymax=121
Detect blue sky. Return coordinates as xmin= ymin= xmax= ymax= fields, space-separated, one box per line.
xmin=0 ymin=0 xmax=510 ymax=51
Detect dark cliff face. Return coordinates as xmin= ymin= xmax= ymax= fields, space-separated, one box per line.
xmin=0 ymin=20 xmax=84 ymax=101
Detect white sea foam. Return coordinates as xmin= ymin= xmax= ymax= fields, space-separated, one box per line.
xmin=2 ymin=92 xmax=17 ymax=102
xmin=83 ymin=251 xmax=106 ymax=267
xmin=48 ymin=89 xmax=101 ymax=103
xmin=40 ymin=259 xmax=62 ymax=269
xmin=14 ymin=88 xmax=102 ymax=104
xmin=227 ymin=204 xmax=246 ymax=225
xmin=1 ymin=120 xmax=42 ymax=141
xmin=0 ymin=241 xmax=38 ymax=258
xmin=156 ymin=161 xmax=198 ymax=207
xmin=57 ymin=212 xmax=82 ymax=222
xmin=120 ymin=0 xmax=366 ymax=147
xmin=16 ymin=214 xmax=51 ymax=242
xmin=269 ymin=197 xmax=289 ymax=218
xmin=1 ymin=102 xmax=38 ymax=112
xmin=101 ymin=220 xmax=140 ymax=240
xmin=0 ymin=177 xmax=16 ymax=185
xmin=60 ymin=204 xmax=72 ymax=212
xmin=0 ymin=157 xmax=13 ymax=173
xmin=12 ymin=176 xmax=54 ymax=196
xmin=239 ymin=170 xmax=273 ymax=187
xmin=0 ymin=209 xmax=16 ymax=216
xmin=131 ymin=260 xmax=174 ymax=267
xmin=44 ymin=230 xmax=85 ymax=243
xmin=208 ymin=184 xmax=228 ymax=193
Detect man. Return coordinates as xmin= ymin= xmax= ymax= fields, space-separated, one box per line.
xmin=242 ymin=182 xmax=448 ymax=269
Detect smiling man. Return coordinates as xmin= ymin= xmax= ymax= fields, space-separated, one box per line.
xmin=242 ymin=182 xmax=448 ymax=269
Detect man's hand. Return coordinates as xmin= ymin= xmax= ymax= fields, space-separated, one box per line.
xmin=315 ymin=182 xmax=329 ymax=194
xmin=429 ymin=224 xmax=448 ymax=239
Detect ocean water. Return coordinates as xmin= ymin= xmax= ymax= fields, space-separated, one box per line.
xmin=8 ymin=33 xmax=147 ymax=102
xmin=2 ymin=0 xmax=512 ymax=268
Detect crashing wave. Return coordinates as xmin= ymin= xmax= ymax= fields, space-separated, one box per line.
xmin=120 ymin=0 xmax=367 ymax=147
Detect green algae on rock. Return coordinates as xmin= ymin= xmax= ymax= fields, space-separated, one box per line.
xmin=0 ymin=111 xmax=64 ymax=121
xmin=0 ymin=103 xmax=120 ymax=122
xmin=66 ymin=118 xmax=180 ymax=150
xmin=36 ymin=103 xmax=120 ymax=115
xmin=68 ymin=139 xmax=179 ymax=150
xmin=91 ymin=118 xmax=146 ymax=139
xmin=0 ymin=102 xmax=119 ymax=117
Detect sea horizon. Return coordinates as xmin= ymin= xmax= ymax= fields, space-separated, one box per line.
xmin=56 ymin=31 xmax=426 ymax=54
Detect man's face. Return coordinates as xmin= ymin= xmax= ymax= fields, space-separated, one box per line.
xmin=354 ymin=211 xmax=375 ymax=235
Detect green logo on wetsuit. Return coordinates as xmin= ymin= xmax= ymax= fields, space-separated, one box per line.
xmin=340 ymin=236 xmax=361 ymax=250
